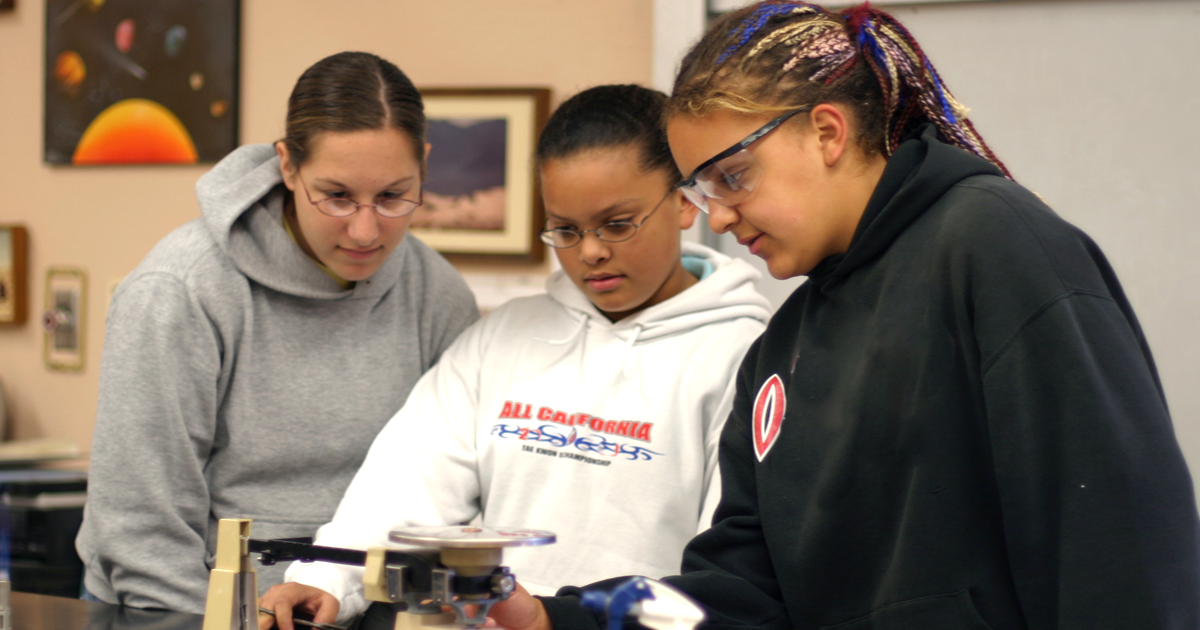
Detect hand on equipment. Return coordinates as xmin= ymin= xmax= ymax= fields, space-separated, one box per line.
xmin=485 ymin=582 xmax=551 ymax=630
xmin=257 ymin=583 xmax=340 ymax=630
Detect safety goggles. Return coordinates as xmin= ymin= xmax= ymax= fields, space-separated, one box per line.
xmin=676 ymin=107 xmax=810 ymax=213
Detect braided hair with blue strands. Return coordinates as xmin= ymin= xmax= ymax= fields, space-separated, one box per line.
xmin=670 ymin=0 xmax=1010 ymax=177
xmin=717 ymin=3 xmax=820 ymax=65
xmin=843 ymin=5 xmax=1006 ymax=174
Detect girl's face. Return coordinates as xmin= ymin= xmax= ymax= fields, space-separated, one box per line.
xmin=540 ymin=146 xmax=699 ymax=322
xmin=277 ymin=127 xmax=422 ymax=282
xmin=667 ymin=107 xmax=876 ymax=279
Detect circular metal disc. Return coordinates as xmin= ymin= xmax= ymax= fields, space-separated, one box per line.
xmin=389 ymin=526 xmax=556 ymax=548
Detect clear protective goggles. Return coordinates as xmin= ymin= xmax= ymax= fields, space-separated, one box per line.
xmin=676 ymin=107 xmax=810 ymax=213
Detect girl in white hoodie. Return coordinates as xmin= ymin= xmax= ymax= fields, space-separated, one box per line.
xmin=260 ymin=85 xmax=771 ymax=629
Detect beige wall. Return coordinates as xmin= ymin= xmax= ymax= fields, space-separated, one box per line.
xmin=0 ymin=0 xmax=651 ymax=452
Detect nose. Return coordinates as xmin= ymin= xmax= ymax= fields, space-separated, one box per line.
xmin=346 ymin=205 xmax=382 ymax=246
xmin=577 ymin=232 xmax=611 ymax=266
xmin=707 ymin=200 xmax=739 ymax=235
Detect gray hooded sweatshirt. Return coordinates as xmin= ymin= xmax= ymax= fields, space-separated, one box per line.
xmin=75 ymin=144 xmax=479 ymax=613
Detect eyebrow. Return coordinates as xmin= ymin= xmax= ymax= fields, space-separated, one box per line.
xmin=312 ymin=175 xmax=416 ymax=189
xmin=545 ymin=198 xmax=643 ymax=223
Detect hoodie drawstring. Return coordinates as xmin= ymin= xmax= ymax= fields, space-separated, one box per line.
xmin=535 ymin=316 xmax=643 ymax=383
xmin=621 ymin=323 xmax=644 ymax=381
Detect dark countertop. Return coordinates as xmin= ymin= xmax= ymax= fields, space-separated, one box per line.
xmin=12 ymin=592 xmax=203 ymax=630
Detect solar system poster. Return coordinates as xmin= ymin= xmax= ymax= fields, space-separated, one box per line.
xmin=44 ymin=0 xmax=239 ymax=165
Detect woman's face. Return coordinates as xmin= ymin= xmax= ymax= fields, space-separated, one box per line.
xmin=540 ymin=146 xmax=699 ymax=321
xmin=277 ymin=127 xmax=422 ymax=282
xmin=667 ymin=108 xmax=868 ymax=279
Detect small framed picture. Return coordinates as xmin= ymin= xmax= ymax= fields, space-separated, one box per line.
xmin=411 ymin=88 xmax=551 ymax=262
xmin=0 ymin=225 xmax=28 ymax=326
xmin=44 ymin=267 xmax=88 ymax=372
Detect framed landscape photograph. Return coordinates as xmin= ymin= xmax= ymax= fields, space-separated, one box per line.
xmin=44 ymin=0 xmax=239 ymax=164
xmin=0 ymin=225 xmax=28 ymax=326
xmin=43 ymin=267 xmax=87 ymax=372
xmin=411 ymin=88 xmax=551 ymax=262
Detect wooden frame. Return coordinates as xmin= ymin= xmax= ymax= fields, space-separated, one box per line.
xmin=43 ymin=267 xmax=87 ymax=372
xmin=0 ymin=225 xmax=28 ymax=326
xmin=410 ymin=88 xmax=551 ymax=263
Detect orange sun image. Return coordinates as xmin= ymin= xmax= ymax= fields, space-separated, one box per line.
xmin=72 ymin=98 xmax=199 ymax=165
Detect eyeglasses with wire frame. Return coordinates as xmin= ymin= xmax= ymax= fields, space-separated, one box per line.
xmin=539 ymin=189 xmax=675 ymax=249
xmin=298 ymin=170 xmax=423 ymax=219
xmin=676 ymin=107 xmax=811 ymax=214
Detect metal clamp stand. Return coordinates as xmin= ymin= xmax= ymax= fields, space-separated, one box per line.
xmin=202 ymin=519 xmax=555 ymax=630
xmin=202 ymin=519 xmax=258 ymax=630
xmin=381 ymin=526 xmax=555 ymax=629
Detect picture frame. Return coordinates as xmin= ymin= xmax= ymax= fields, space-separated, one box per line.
xmin=43 ymin=267 xmax=87 ymax=373
xmin=0 ymin=0 xmax=14 ymax=11
xmin=44 ymin=0 xmax=240 ymax=165
xmin=0 ymin=225 xmax=28 ymax=326
xmin=410 ymin=88 xmax=551 ymax=262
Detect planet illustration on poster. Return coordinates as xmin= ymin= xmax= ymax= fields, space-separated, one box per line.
xmin=189 ymin=72 xmax=204 ymax=90
xmin=115 ymin=18 xmax=135 ymax=53
xmin=164 ymin=25 xmax=187 ymax=58
xmin=72 ymin=98 xmax=199 ymax=165
xmin=54 ymin=50 xmax=86 ymax=96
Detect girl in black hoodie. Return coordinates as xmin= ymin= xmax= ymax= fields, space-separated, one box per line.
xmin=492 ymin=3 xmax=1200 ymax=629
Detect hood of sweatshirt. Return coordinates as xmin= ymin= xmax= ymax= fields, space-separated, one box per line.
xmin=807 ymin=124 xmax=1005 ymax=291
xmin=194 ymin=143 xmax=408 ymax=300
xmin=543 ymin=241 xmax=771 ymax=346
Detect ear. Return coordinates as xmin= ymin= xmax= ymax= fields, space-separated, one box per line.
xmin=275 ymin=141 xmax=297 ymax=191
xmin=809 ymin=103 xmax=851 ymax=167
xmin=424 ymin=142 xmax=432 ymax=159
xmin=676 ymin=190 xmax=701 ymax=230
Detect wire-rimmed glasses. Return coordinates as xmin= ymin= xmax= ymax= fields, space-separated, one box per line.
xmin=539 ymin=189 xmax=674 ymax=249
xmin=298 ymin=171 xmax=423 ymax=219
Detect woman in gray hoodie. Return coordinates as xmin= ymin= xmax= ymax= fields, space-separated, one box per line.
xmin=75 ymin=51 xmax=479 ymax=613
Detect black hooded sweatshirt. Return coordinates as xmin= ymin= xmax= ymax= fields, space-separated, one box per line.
xmin=542 ymin=126 xmax=1200 ymax=630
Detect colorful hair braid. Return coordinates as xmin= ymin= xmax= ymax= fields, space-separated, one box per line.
xmin=669 ymin=1 xmax=1010 ymax=177
xmin=717 ymin=2 xmax=821 ymax=65
xmin=842 ymin=6 xmax=1009 ymax=175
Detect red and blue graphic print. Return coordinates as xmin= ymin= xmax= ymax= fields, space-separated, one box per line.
xmin=491 ymin=423 xmax=663 ymax=461
xmin=491 ymin=400 xmax=663 ymax=463
xmin=753 ymin=374 xmax=786 ymax=462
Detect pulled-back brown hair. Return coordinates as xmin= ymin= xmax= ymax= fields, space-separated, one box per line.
xmin=670 ymin=1 xmax=1007 ymax=175
xmin=282 ymin=51 xmax=426 ymax=175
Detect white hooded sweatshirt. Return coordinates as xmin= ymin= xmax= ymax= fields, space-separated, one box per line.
xmin=287 ymin=242 xmax=770 ymax=621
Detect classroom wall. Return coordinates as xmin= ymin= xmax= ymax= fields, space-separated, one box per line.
xmin=0 ymin=0 xmax=652 ymax=452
